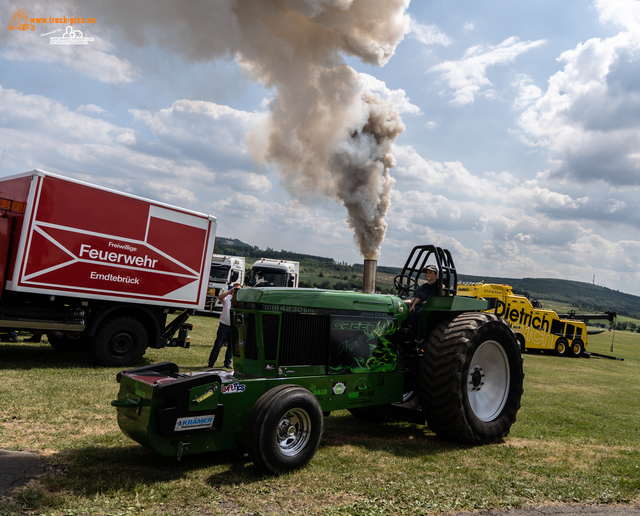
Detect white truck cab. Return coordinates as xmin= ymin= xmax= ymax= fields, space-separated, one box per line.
xmin=248 ymin=258 xmax=299 ymax=288
xmin=205 ymin=255 xmax=246 ymax=312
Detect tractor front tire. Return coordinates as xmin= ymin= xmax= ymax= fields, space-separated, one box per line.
xmin=418 ymin=312 xmax=524 ymax=445
xmin=245 ymin=385 xmax=324 ymax=475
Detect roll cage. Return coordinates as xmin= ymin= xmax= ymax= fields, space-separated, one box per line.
xmin=393 ymin=245 xmax=458 ymax=299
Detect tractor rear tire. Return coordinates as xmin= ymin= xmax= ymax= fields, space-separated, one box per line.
xmin=245 ymin=385 xmax=324 ymax=475
xmin=418 ymin=312 xmax=524 ymax=445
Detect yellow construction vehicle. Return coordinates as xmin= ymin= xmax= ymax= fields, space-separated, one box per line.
xmin=457 ymin=282 xmax=615 ymax=357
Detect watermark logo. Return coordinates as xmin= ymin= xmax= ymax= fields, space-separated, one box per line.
xmin=7 ymin=8 xmax=35 ymax=31
xmin=7 ymin=10 xmax=96 ymax=45
xmin=50 ymin=25 xmax=94 ymax=45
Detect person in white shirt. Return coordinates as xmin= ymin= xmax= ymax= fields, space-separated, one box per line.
xmin=207 ymin=282 xmax=241 ymax=368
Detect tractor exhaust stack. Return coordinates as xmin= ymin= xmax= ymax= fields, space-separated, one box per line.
xmin=362 ymin=259 xmax=377 ymax=294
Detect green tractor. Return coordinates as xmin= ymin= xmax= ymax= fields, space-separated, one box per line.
xmin=112 ymin=245 xmax=524 ymax=474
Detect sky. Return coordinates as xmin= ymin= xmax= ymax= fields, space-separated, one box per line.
xmin=2 ymin=0 xmax=640 ymax=295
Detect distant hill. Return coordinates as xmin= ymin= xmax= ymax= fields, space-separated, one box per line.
xmin=214 ymin=238 xmax=337 ymax=265
xmin=212 ymin=238 xmax=640 ymax=318
xmin=214 ymin=237 xmax=253 ymax=248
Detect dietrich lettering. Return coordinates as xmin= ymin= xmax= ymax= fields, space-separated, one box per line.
xmin=494 ymin=300 xmax=550 ymax=332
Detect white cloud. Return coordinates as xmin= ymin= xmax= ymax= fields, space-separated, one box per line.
xmin=430 ymin=37 xmax=546 ymax=106
xmin=0 ymin=86 xmax=131 ymax=145
xmin=604 ymin=199 xmax=627 ymax=213
xmin=145 ymin=181 xmax=199 ymax=206
xmin=385 ymin=138 xmax=640 ymax=288
xmin=595 ymin=0 xmax=640 ymax=32
xmin=358 ymin=73 xmax=421 ymax=114
xmin=218 ymin=169 xmax=272 ymax=193
xmin=0 ymin=87 xmax=270 ymax=208
xmin=210 ymin=193 xmax=354 ymax=254
xmin=514 ymin=2 xmax=640 ymax=186
xmin=77 ymin=104 xmax=108 ymax=114
xmin=406 ymin=16 xmax=452 ymax=46
xmin=393 ymin=144 xmax=514 ymax=199
xmin=131 ymin=99 xmax=267 ymax=167
xmin=1 ymin=30 xmax=139 ymax=84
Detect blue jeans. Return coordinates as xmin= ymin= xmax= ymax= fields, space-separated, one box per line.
xmin=208 ymin=323 xmax=233 ymax=368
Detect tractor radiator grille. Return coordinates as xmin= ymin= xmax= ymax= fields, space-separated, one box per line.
xmin=262 ymin=314 xmax=280 ymax=361
xmin=244 ymin=313 xmax=257 ymax=359
xmin=279 ymin=313 xmax=329 ymax=366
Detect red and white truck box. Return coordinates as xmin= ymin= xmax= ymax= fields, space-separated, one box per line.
xmin=0 ymin=170 xmax=217 ymax=366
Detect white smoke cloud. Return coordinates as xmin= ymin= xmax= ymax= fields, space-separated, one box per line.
xmin=358 ymin=73 xmax=421 ymax=115
xmin=65 ymin=0 xmax=410 ymax=259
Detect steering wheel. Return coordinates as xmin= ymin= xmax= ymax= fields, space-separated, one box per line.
xmin=393 ymin=274 xmax=418 ymax=298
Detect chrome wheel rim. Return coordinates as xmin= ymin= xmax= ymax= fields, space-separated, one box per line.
xmin=276 ymin=408 xmax=312 ymax=456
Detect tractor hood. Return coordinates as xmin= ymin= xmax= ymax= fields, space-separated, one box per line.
xmin=234 ymin=287 xmax=406 ymax=316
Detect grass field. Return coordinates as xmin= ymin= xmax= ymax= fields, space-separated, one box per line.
xmin=1 ymin=316 xmax=639 ymax=516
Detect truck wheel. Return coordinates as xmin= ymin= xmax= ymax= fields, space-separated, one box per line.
xmin=92 ymin=316 xmax=148 ymax=367
xmin=569 ymin=339 xmax=584 ymax=358
xmin=245 ymin=385 xmax=324 ymax=475
xmin=554 ymin=338 xmax=569 ymax=357
xmin=418 ymin=312 xmax=524 ymax=445
xmin=516 ymin=334 xmax=526 ymax=353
